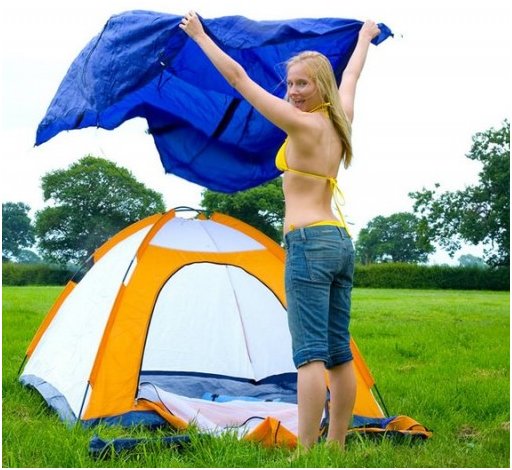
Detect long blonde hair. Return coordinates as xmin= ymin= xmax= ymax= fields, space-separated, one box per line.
xmin=286 ymin=51 xmax=353 ymax=168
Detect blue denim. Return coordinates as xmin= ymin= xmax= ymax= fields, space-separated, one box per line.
xmin=284 ymin=225 xmax=355 ymax=369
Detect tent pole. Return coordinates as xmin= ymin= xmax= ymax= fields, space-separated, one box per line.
xmin=76 ymin=381 xmax=91 ymax=424
xmin=373 ymin=384 xmax=390 ymax=417
xmin=17 ymin=355 xmax=28 ymax=376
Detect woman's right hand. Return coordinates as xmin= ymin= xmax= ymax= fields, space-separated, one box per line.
xmin=179 ymin=11 xmax=205 ymax=40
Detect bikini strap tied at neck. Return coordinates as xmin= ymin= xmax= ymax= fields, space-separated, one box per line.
xmin=309 ymin=102 xmax=331 ymax=113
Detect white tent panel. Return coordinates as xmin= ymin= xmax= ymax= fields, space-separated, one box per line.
xmin=142 ymin=263 xmax=254 ymax=378
xmin=228 ymin=267 xmax=294 ymax=380
xmin=150 ymin=218 xmax=264 ymax=253
xmin=21 ymin=225 xmax=153 ymax=417
xmin=142 ymin=263 xmax=293 ymax=380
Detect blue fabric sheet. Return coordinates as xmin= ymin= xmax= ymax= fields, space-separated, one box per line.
xmin=35 ymin=10 xmax=392 ymax=192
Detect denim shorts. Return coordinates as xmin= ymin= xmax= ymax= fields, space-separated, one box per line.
xmin=284 ymin=225 xmax=355 ymax=369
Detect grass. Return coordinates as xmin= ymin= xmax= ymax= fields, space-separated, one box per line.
xmin=2 ymin=286 xmax=510 ymax=467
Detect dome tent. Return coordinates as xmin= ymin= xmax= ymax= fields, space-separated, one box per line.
xmin=20 ymin=209 xmax=428 ymax=447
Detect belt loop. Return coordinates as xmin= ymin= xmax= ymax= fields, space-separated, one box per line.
xmin=300 ymin=227 xmax=306 ymax=240
xmin=337 ymin=226 xmax=345 ymax=239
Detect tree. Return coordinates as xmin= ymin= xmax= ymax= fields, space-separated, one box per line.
xmin=458 ymin=254 xmax=487 ymax=268
xmin=355 ymin=212 xmax=435 ymax=264
xmin=16 ymin=249 xmax=43 ymax=264
xmin=2 ymin=202 xmax=35 ymax=261
xmin=410 ymin=120 xmax=509 ymax=267
xmin=35 ymin=156 xmax=166 ymax=265
xmin=200 ymin=178 xmax=284 ymax=243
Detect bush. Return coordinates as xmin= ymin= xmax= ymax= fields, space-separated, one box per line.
xmin=354 ymin=263 xmax=509 ymax=290
xmin=2 ymin=263 xmax=73 ymax=286
xmin=3 ymin=261 xmax=509 ymax=291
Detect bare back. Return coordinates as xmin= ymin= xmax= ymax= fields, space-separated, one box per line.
xmin=283 ymin=111 xmax=343 ymax=232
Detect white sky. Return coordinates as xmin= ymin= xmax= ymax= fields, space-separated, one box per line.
xmin=1 ymin=0 xmax=510 ymax=264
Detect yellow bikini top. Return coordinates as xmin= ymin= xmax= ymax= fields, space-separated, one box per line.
xmin=275 ymin=102 xmax=349 ymax=233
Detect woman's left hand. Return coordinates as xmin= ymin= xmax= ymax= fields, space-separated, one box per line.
xmin=359 ymin=20 xmax=381 ymax=42
xmin=179 ymin=11 xmax=205 ymax=40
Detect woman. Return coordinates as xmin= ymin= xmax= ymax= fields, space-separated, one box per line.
xmin=180 ymin=11 xmax=380 ymax=450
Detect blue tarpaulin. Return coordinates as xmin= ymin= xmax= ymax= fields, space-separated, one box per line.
xmin=36 ymin=10 xmax=392 ymax=192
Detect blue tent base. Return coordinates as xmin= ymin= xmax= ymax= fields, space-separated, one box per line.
xmin=88 ymin=415 xmax=431 ymax=459
xmin=347 ymin=429 xmax=431 ymax=442
xmin=89 ymin=434 xmax=192 ymax=459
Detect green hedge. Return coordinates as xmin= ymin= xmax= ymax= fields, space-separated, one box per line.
xmin=3 ymin=262 xmax=509 ymax=290
xmin=354 ymin=263 xmax=509 ymax=291
xmin=2 ymin=263 xmax=74 ymax=286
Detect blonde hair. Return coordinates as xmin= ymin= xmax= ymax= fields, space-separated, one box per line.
xmin=286 ymin=51 xmax=353 ymax=168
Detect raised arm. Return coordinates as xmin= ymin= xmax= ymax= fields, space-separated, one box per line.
xmin=179 ymin=11 xmax=304 ymax=134
xmin=339 ymin=20 xmax=381 ymax=123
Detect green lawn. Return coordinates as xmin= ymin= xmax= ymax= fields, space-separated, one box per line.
xmin=2 ymin=286 xmax=510 ymax=467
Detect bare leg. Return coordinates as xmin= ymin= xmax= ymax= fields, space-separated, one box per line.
xmin=297 ymin=361 xmax=327 ymax=449
xmin=326 ymin=360 xmax=356 ymax=448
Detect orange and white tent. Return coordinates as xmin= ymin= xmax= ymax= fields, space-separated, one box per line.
xmin=20 ymin=209 xmax=387 ymax=446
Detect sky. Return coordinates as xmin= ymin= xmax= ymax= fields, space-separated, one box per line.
xmin=1 ymin=0 xmax=510 ymax=264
